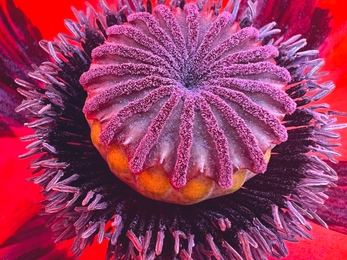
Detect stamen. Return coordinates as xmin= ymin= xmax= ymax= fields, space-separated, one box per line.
xmin=249 ymin=227 xmax=272 ymax=255
xmin=111 ymin=215 xmax=124 ymax=245
xmin=206 ymin=234 xmax=223 ymax=260
xmin=173 ymin=230 xmax=187 ymax=255
xmin=238 ymin=230 xmax=254 ymax=260
xmin=81 ymin=222 xmax=100 ymax=239
xmin=82 ymin=191 xmax=95 ymax=206
xmin=155 ymin=230 xmax=165 ymax=255
xmin=46 ymin=170 xmax=64 ymax=191
xmin=222 ymin=240 xmax=243 ymax=260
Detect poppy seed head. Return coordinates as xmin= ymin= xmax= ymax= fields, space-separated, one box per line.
xmin=80 ymin=3 xmax=296 ymax=204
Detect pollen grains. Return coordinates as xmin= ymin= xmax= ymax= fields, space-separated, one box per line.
xmin=80 ymin=3 xmax=296 ymax=205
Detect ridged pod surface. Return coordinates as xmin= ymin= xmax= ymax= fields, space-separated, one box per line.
xmin=80 ymin=4 xmax=296 ymax=204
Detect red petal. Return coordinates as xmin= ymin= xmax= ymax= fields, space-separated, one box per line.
xmin=0 ymin=215 xmax=72 ymax=259
xmin=318 ymin=0 xmax=347 ymax=107
xmin=0 ymin=127 xmax=43 ymax=244
xmin=319 ymin=0 xmax=346 ymax=31
xmin=13 ymin=0 xmax=100 ymax=40
xmin=317 ymin=0 xmax=347 ymax=158
xmin=0 ymin=213 xmax=107 ymax=259
xmin=268 ymin=222 xmax=347 ymax=260
xmin=282 ymin=221 xmax=347 ymax=260
xmin=52 ymin=239 xmax=108 ymax=260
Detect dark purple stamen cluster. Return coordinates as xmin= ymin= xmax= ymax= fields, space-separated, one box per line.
xmin=81 ymin=3 xmax=296 ymax=189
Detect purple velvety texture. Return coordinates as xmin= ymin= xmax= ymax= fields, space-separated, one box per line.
xmin=81 ymin=4 xmax=296 ymax=189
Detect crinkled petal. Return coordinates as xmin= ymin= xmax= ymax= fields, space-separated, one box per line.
xmin=282 ymin=222 xmax=347 ymax=260
xmin=254 ymin=0 xmax=331 ymax=49
xmin=13 ymin=0 xmax=99 ymax=39
xmin=0 ymin=128 xmax=43 ymax=245
xmin=0 ymin=214 xmax=108 ymax=259
xmin=0 ymin=0 xmax=47 ymax=135
xmin=317 ymin=161 xmax=347 ymax=235
xmin=0 ymin=0 xmax=50 ymax=243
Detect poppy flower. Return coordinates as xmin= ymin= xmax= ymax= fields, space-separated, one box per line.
xmin=0 ymin=0 xmax=347 ymax=259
